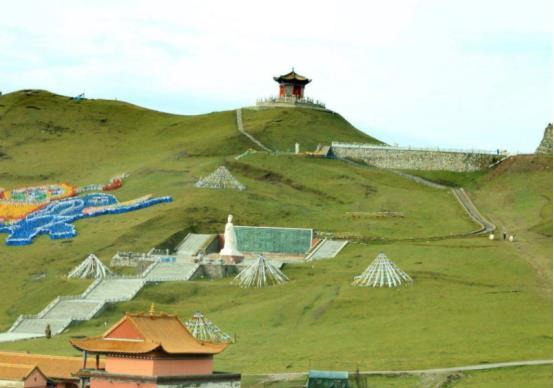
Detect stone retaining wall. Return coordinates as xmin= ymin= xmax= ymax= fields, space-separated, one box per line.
xmin=330 ymin=143 xmax=503 ymax=172
xmin=192 ymin=264 xmax=239 ymax=280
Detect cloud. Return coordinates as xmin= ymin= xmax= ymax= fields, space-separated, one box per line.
xmin=0 ymin=0 xmax=551 ymax=152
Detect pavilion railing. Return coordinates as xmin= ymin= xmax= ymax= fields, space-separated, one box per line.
xmin=256 ymin=96 xmax=326 ymax=108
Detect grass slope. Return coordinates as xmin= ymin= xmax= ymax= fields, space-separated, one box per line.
xmin=0 ymin=91 xmax=550 ymax=384
xmin=241 ymin=107 xmax=381 ymax=152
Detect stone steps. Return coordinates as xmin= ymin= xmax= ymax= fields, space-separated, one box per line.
xmin=0 ymin=332 xmax=43 ymax=342
xmin=146 ymin=262 xmax=199 ymax=282
xmin=10 ymin=318 xmax=69 ymax=335
xmin=41 ymin=299 xmax=103 ymax=320
xmin=85 ymin=278 xmax=144 ymax=301
xmin=3 ymin=278 xmax=145 ymax=341
xmin=0 ymin=261 xmax=202 ymax=343
xmin=177 ymin=234 xmax=215 ymax=256
xmin=307 ymin=240 xmax=348 ymax=261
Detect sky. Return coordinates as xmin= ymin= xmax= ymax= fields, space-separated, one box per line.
xmin=0 ymin=0 xmax=552 ymax=152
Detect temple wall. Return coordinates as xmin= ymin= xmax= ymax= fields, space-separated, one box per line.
xmin=105 ymin=357 xmax=154 ymax=376
xmin=105 ymin=356 xmax=213 ymax=377
xmin=331 ymin=143 xmax=501 ymax=172
xmin=152 ymin=358 xmax=213 ymax=376
xmin=24 ymin=370 xmax=48 ymax=388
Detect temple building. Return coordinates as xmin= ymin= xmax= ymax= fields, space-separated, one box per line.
xmin=0 ymin=363 xmax=47 ymax=388
xmin=256 ymin=69 xmax=326 ymax=110
xmin=274 ymin=69 xmax=311 ymax=99
xmin=71 ymin=309 xmax=240 ymax=387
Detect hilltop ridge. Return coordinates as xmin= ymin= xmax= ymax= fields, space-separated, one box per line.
xmin=0 ymin=89 xmax=380 ymax=163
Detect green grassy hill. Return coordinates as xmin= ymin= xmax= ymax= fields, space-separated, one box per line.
xmin=241 ymin=107 xmax=381 ymax=151
xmin=0 ymin=90 xmax=551 ymax=386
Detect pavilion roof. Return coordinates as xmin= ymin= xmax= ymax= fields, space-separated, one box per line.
xmin=273 ymin=69 xmax=311 ymax=85
xmin=70 ymin=312 xmax=228 ymax=356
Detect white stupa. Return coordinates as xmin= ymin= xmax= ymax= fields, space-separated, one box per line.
xmin=352 ymin=252 xmax=412 ymax=288
xmin=219 ymin=214 xmax=244 ymax=263
xmin=185 ymin=312 xmax=233 ymax=344
xmin=233 ymin=255 xmax=289 ymax=288
xmin=68 ymin=254 xmax=112 ymax=279
xmin=195 ymin=166 xmax=245 ymax=190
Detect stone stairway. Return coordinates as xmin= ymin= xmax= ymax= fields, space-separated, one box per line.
xmin=9 ymin=318 xmax=70 ymax=336
xmin=176 ymin=234 xmax=215 ymax=256
xmin=41 ymin=299 xmax=103 ymax=320
xmin=146 ymin=262 xmax=199 ymax=282
xmin=84 ymin=278 xmax=145 ymax=302
xmin=306 ymin=240 xmax=348 ymax=261
xmin=0 ymin=260 xmax=205 ymax=343
xmin=2 ymin=277 xmax=146 ymax=342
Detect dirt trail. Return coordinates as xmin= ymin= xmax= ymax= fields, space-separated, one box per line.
xmin=236 ymin=109 xmax=272 ymax=152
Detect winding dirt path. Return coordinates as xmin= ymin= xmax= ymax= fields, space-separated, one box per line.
xmin=451 ymin=187 xmax=495 ymax=234
xmin=236 ymin=109 xmax=272 ymax=152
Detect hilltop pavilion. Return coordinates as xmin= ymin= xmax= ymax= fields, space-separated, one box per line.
xmin=256 ymin=69 xmax=326 ymax=110
xmin=273 ymin=69 xmax=311 ymax=99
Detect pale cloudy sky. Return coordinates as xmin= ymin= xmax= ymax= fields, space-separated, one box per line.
xmin=1 ymin=0 xmax=552 ymax=152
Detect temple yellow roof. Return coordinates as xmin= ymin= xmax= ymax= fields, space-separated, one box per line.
xmin=70 ymin=312 xmax=228 ymax=355
xmin=0 ymin=352 xmax=100 ymax=381
xmin=0 ymin=362 xmax=44 ymax=381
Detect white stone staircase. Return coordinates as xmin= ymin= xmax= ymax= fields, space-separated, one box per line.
xmin=1 ymin=276 xmax=146 ymax=342
xmin=9 ymin=318 xmax=70 ymax=336
xmin=306 ymin=239 xmax=348 ymax=261
xmin=0 ymin=260 xmax=202 ymax=343
xmin=146 ymin=262 xmax=199 ymax=282
xmin=84 ymin=278 xmax=145 ymax=302
xmin=41 ymin=298 xmax=103 ymax=320
xmin=176 ymin=234 xmax=215 ymax=257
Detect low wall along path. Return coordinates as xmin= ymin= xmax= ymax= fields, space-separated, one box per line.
xmin=331 ymin=142 xmax=505 ymax=172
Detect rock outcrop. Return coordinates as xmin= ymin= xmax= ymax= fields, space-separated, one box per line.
xmin=536 ymin=123 xmax=553 ymax=155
